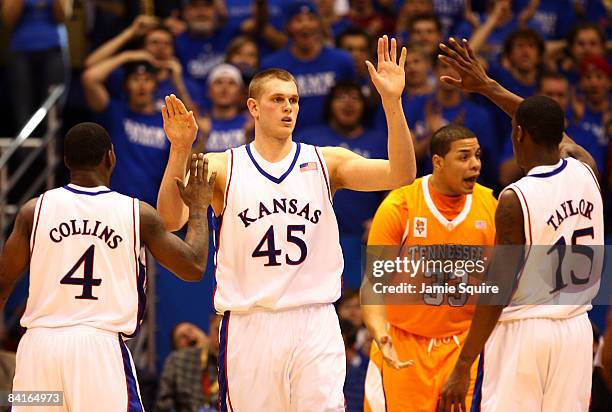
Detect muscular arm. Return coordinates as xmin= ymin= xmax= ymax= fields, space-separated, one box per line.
xmin=439 ymin=189 xmax=526 ymax=412
xmin=2 ymin=0 xmax=25 ymax=33
xmin=140 ymin=202 xmax=208 ymax=281
xmin=0 ymin=198 xmax=36 ymax=312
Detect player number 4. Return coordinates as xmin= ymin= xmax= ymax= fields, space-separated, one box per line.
xmin=60 ymin=245 xmax=102 ymax=300
xmin=252 ymin=225 xmax=307 ymax=266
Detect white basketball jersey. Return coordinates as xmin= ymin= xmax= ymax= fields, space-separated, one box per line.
xmin=21 ymin=184 xmax=146 ymax=336
xmin=213 ymin=142 xmax=344 ymax=313
xmin=499 ymin=157 xmax=604 ymax=321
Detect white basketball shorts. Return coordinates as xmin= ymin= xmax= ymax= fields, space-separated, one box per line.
xmin=12 ymin=325 xmax=144 ymax=411
xmin=472 ymin=313 xmax=592 ymax=412
xmin=218 ymin=303 xmax=346 ymax=412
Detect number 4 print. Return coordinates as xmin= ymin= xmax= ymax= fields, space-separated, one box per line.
xmin=252 ymin=225 xmax=307 ymax=266
xmin=60 ymin=245 xmax=102 ymax=300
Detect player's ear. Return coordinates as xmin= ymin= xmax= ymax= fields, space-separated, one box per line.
xmin=247 ymin=97 xmax=259 ymax=119
xmin=431 ymin=154 xmax=442 ymax=171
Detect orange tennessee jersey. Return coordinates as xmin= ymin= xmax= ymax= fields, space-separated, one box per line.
xmin=368 ymin=175 xmax=497 ymax=338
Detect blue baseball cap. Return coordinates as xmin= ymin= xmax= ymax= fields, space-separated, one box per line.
xmin=284 ymin=1 xmax=319 ymax=23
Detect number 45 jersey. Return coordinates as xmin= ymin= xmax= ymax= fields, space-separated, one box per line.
xmin=500 ymin=157 xmax=604 ymax=321
xmin=21 ymin=185 xmax=145 ymax=336
xmin=213 ymin=143 xmax=344 ymax=313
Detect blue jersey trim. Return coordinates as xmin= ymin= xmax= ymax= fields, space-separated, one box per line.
xmin=118 ymin=336 xmax=144 ymax=412
xmin=470 ymin=350 xmax=484 ymax=412
xmin=218 ymin=311 xmax=231 ymax=412
xmin=62 ymin=185 xmax=113 ymax=196
xmin=528 ymin=159 xmax=567 ymax=178
xmin=245 ymin=143 xmax=301 ymax=184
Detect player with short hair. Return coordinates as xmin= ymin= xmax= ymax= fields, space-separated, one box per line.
xmin=157 ymin=36 xmax=416 ymax=411
xmin=362 ymin=124 xmax=497 ymax=412
xmin=1 ymin=121 xmax=215 ymax=412
xmin=438 ymin=38 xmax=603 ymax=412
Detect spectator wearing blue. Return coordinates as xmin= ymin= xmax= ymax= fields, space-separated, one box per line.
xmin=82 ymin=61 xmax=169 ymax=207
xmin=225 ymin=35 xmax=260 ymax=84
xmin=395 ymin=0 xmax=435 ymax=46
xmin=403 ymin=54 xmax=498 ymax=188
xmin=2 ymin=0 xmax=71 ymax=131
xmin=196 ymin=63 xmax=251 ymax=153
xmin=84 ymin=17 xmax=199 ymax=112
xmin=456 ymin=0 xmax=544 ymax=66
xmin=512 ymin=0 xmax=576 ymax=40
xmin=175 ymin=0 xmax=240 ymax=95
xmin=567 ymin=55 xmax=611 ymax=174
xmin=470 ymin=27 xmax=544 ymax=151
xmin=261 ymin=0 xmax=356 ymax=132
xmin=405 ymin=13 xmax=443 ymax=59
xmin=300 ymin=80 xmax=387 ymax=240
xmin=558 ymin=22 xmax=608 ymax=86
xmin=236 ymin=0 xmax=290 ymax=54
xmin=336 ymin=27 xmax=375 ymax=100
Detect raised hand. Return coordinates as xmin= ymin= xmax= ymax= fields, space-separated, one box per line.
xmin=378 ymin=335 xmax=414 ymax=370
xmin=162 ymin=94 xmax=198 ymax=149
xmin=175 ymin=153 xmax=217 ymax=209
xmin=438 ymin=38 xmax=493 ymax=94
xmin=366 ymin=35 xmax=407 ymax=101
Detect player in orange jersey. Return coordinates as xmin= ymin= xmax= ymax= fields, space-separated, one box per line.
xmin=362 ymin=124 xmax=497 ymax=412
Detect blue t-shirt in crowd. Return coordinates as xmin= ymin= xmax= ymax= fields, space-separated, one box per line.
xmin=483 ymin=63 xmax=538 ymax=149
xmin=175 ymin=25 xmax=239 ymax=91
xmin=99 ymin=100 xmax=170 ymax=206
xmin=261 ymin=46 xmax=356 ymax=132
xmin=106 ymin=68 xmax=204 ymax=112
xmin=513 ymin=0 xmax=576 ymax=39
xmin=10 ymin=0 xmax=65 ymax=52
xmin=204 ymin=113 xmax=249 ymax=153
xmin=344 ymin=350 xmax=369 ymax=412
xmin=566 ymin=106 xmax=608 ymax=173
xmin=298 ymin=125 xmax=387 ymax=237
xmin=453 ymin=15 xmax=544 ymax=65
xmin=402 ymin=94 xmax=498 ymax=187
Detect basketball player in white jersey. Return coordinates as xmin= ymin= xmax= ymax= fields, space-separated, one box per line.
xmin=157 ymin=36 xmax=417 ymax=411
xmin=0 ymin=122 xmax=215 ymax=411
xmin=437 ymin=39 xmax=603 ymax=412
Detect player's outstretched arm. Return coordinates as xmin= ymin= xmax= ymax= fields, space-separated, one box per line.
xmin=158 ymin=95 xmax=198 ymax=231
xmin=0 ymin=198 xmax=36 ymax=312
xmin=142 ymin=154 xmax=216 ymax=281
xmin=438 ymin=37 xmax=523 ymax=118
xmin=323 ymin=36 xmax=416 ymax=192
xmin=439 ymin=190 xmax=525 ymax=412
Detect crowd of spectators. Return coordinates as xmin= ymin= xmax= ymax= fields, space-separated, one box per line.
xmin=0 ymin=0 xmax=610 ymax=410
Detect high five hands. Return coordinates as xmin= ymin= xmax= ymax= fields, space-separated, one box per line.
xmin=366 ymin=35 xmax=408 ymax=101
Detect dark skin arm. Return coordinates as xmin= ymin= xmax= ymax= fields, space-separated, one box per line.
xmin=140 ymin=154 xmax=216 ymax=281
xmin=0 ymin=198 xmax=36 ymax=312
xmin=439 ymin=190 xmax=526 ymax=412
xmin=438 ymin=38 xmax=600 ymax=180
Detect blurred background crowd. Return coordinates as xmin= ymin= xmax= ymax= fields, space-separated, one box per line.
xmin=0 ymin=0 xmax=610 ymax=411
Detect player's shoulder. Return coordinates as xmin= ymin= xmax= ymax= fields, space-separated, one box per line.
xmin=472 ymin=183 xmax=498 ymax=207
xmin=383 ymin=178 xmax=423 ymax=207
xmin=203 ymin=150 xmax=229 ymax=169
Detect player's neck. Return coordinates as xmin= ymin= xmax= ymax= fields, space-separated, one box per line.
xmin=429 ymin=174 xmax=464 ymax=197
xmin=252 ymin=136 xmax=294 ymax=163
xmin=522 ymin=149 xmax=561 ymax=172
xmin=69 ymin=171 xmax=109 ymax=188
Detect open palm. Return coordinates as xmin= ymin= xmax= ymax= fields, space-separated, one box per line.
xmin=367 ymin=36 xmax=407 ymax=101
xmin=162 ymin=94 xmax=198 ymax=148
